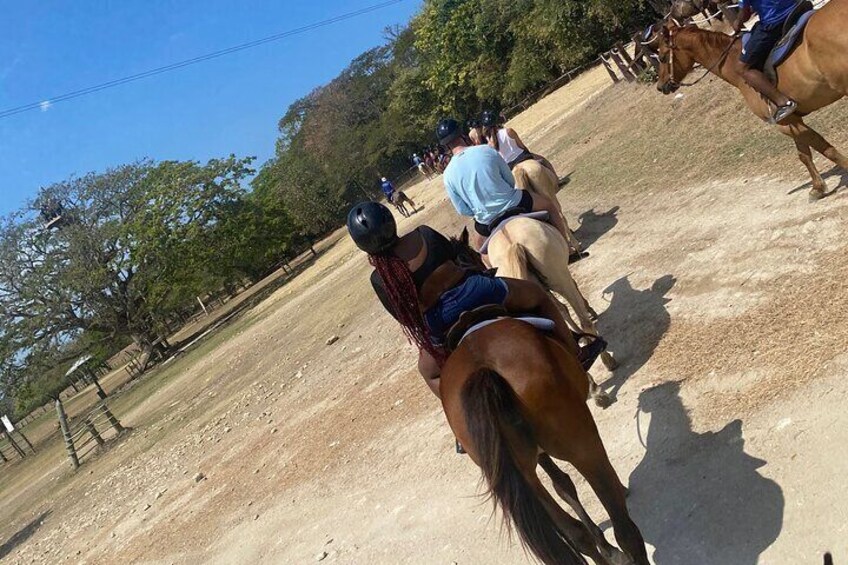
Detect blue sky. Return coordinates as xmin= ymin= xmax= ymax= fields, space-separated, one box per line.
xmin=0 ymin=0 xmax=421 ymax=215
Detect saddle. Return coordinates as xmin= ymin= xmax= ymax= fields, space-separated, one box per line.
xmin=479 ymin=211 xmax=550 ymax=255
xmin=743 ymin=0 xmax=815 ymax=84
xmin=444 ymin=305 xmax=608 ymax=371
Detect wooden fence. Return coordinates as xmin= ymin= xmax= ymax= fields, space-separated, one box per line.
xmin=55 ymin=398 xmax=125 ymax=470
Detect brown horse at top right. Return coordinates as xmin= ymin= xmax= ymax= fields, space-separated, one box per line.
xmin=656 ymin=0 xmax=848 ymax=201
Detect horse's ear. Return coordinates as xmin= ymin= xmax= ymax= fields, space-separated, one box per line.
xmin=460 ymin=227 xmax=469 ymax=244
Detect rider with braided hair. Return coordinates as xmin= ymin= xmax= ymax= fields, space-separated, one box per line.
xmin=348 ymin=201 xmax=583 ymax=399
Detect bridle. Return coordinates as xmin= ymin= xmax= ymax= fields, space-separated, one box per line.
xmin=661 ymin=23 xmax=740 ymax=89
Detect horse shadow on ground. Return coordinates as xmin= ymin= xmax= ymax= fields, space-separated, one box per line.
xmin=596 ymin=274 xmax=675 ymax=401
xmin=627 ymin=381 xmax=784 ymax=565
xmin=787 ymin=165 xmax=848 ymax=197
xmin=0 ymin=510 xmax=51 ymax=560
xmin=573 ymin=206 xmax=620 ymax=251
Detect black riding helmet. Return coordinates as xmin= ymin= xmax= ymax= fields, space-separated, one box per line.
xmin=479 ymin=110 xmax=499 ymax=128
xmin=436 ymin=118 xmax=462 ymax=145
xmin=347 ymin=202 xmax=398 ymax=255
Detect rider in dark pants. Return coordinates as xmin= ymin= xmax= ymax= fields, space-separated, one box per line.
xmin=734 ymin=0 xmax=799 ymax=123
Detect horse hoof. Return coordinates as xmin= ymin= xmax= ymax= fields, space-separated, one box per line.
xmin=601 ymin=353 xmax=619 ymax=371
xmin=593 ymin=392 xmax=614 ymax=409
xmin=809 ymin=189 xmax=825 ymax=202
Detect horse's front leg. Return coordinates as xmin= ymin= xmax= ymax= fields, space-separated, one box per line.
xmin=795 ymin=138 xmax=826 ymax=202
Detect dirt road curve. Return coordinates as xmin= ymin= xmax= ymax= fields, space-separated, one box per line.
xmin=2 ymin=66 xmax=848 ymax=565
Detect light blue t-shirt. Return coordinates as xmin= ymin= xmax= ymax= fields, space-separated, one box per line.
xmin=443 ymin=145 xmax=523 ymax=225
xmin=741 ymin=0 xmax=796 ymax=26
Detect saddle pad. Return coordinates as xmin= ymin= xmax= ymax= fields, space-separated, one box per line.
xmin=765 ymin=9 xmax=815 ymax=82
xmin=479 ymin=211 xmax=549 ymax=255
xmin=458 ymin=317 xmax=556 ymax=347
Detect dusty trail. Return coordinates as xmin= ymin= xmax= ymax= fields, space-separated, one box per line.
xmin=3 ymin=64 xmax=848 ymax=565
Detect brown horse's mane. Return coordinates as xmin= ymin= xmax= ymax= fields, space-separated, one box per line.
xmin=678 ymin=24 xmax=734 ymax=50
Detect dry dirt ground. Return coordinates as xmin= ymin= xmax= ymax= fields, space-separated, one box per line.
xmin=3 ymin=64 xmax=848 ymax=565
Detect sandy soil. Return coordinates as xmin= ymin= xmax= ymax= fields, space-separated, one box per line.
xmin=3 ymin=61 xmax=848 ymax=565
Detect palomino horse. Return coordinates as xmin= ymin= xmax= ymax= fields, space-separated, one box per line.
xmin=656 ymin=0 xmax=848 ymax=201
xmin=512 ymin=160 xmax=583 ymax=254
xmin=440 ymin=319 xmax=649 ymax=565
xmin=454 ymin=226 xmax=617 ymax=408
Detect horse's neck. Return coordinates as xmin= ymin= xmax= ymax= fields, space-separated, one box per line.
xmin=679 ymin=29 xmax=745 ymax=87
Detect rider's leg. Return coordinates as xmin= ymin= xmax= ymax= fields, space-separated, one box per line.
xmin=501 ymin=277 xmax=580 ymax=358
xmin=527 ymin=191 xmax=572 ymax=243
xmin=418 ymin=350 xmax=441 ymax=399
xmin=740 ymin=64 xmax=790 ymax=106
xmin=470 ymin=222 xmax=488 ymax=253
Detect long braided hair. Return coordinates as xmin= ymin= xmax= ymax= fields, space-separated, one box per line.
xmin=369 ymin=252 xmax=447 ymax=366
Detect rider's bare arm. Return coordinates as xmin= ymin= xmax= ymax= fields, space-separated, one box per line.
xmin=507 ymin=128 xmax=529 ymax=152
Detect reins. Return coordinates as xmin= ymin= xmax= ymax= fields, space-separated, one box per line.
xmin=668 ymin=29 xmax=740 ymax=88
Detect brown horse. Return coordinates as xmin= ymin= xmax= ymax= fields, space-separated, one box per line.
xmin=389 ymin=191 xmax=416 ymax=218
xmin=656 ymin=0 xmax=848 ymax=201
xmin=440 ymin=319 xmax=649 ymax=565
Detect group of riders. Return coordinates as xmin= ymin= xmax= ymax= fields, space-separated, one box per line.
xmin=362 ymin=0 xmax=803 ymax=426
xmin=346 ymin=0 xmax=819 ymax=561
xmin=356 ymin=112 xmax=597 ymax=411
xmin=411 ymin=145 xmax=450 ymax=180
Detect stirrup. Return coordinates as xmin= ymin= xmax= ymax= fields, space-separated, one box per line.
xmin=771 ymin=100 xmax=797 ymax=124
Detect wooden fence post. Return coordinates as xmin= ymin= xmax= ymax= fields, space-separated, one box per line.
xmin=1 ymin=429 xmax=25 ymax=459
xmin=600 ymin=54 xmax=620 ymax=83
xmin=99 ymin=404 xmax=125 ymax=434
xmin=616 ymin=42 xmax=642 ymax=75
xmin=91 ymin=376 xmax=107 ymax=400
xmin=610 ymin=49 xmax=636 ymax=82
xmin=16 ymin=430 xmax=34 ymax=453
xmin=84 ymin=419 xmax=105 ymax=447
xmin=55 ymin=399 xmax=80 ymax=469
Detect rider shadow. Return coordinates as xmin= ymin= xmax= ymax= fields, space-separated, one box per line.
xmin=596 ymin=274 xmax=675 ymax=401
xmin=0 ymin=510 xmax=51 ymax=560
xmin=627 ymin=382 xmax=784 ymax=565
xmin=787 ymin=165 xmax=848 ymax=197
xmin=573 ymin=206 xmax=620 ymax=251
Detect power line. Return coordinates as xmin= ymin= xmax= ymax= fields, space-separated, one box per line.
xmin=0 ymin=0 xmax=407 ymax=120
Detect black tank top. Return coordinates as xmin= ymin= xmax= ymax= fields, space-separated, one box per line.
xmin=370 ymin=226 xmax=456 ymax=318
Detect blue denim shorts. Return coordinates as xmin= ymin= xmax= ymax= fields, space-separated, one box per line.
xmin=424 ymin=274 xmax=509 ymax=344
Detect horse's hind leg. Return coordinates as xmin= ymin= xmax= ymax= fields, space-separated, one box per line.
xmin=780 ymin=120 xmax=848 ymax=200
xmin=539 ymin=454 xmax=624 ymax=563
xmin=525 ymin=472 xmax=612 ymax=565
xmin=569 ymin=450 xmax=649 ymax=565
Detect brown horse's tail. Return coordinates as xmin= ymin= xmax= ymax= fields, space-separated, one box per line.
xmin=462 ymin=368 xmax=585 ymax=565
